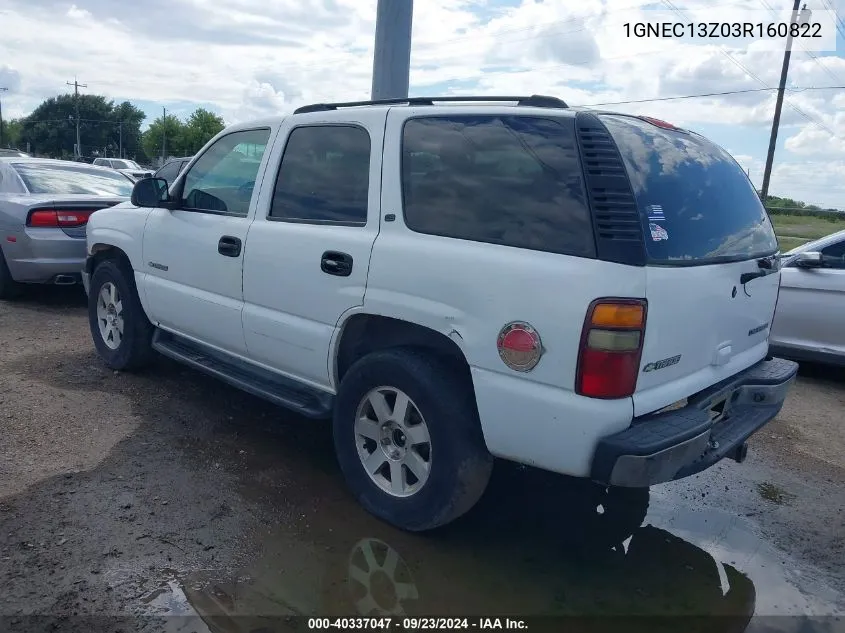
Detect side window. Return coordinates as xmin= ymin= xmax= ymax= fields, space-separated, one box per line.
xmin=401 ymin=115 xmax=595 ymax=257
xmin=268 ymin=125 xmax=371 ymax=225
xmin=821 ymin=240 xmax=845 ymax=268
xmin=93 ymin=159 xmax=107 ymax=167
xmin=181 ymin=128 xmax=271 ymax=217
xmin=109 ymin=160 xmax=122 ymax=169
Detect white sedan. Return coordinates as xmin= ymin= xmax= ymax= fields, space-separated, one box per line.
xmin=769 ymin=228 xmax=845 ymax=366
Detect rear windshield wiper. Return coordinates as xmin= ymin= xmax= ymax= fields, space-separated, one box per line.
xmin=740 ymin=255 xmax=780 ymax=285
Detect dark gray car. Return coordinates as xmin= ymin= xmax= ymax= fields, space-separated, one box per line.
xmin=0 ymin=158 xmax=132 ymax=298
xmin=154 ymin=156 xmax=193 ymax=185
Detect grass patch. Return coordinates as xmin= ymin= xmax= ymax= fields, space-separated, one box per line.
xmin=757 ymin=481 xmax=791 ymax=505
xmin=777 ymin=236 xmax=810 ymax=252
xmin=771 ymin=215 xmax=845 ymax=241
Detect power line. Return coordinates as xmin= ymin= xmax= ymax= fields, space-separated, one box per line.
xmin=757 ymin=0 xmax=845 ymax=86
xmin=819 ymin=0 xmax=845 ymax=40
xmin=661 ymin=0 xmax=839 ymax=139
xmin=582 ymin=84 xmax=845 ymax=106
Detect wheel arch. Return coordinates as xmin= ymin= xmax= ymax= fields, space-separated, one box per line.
xmin=86 ymin=243 xmax=153 ymax=321
xmin=332 ymin=313 xmax=474 ymax=389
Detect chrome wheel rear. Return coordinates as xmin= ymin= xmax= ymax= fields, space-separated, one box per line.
xmin=354 ymin=386 xmax=432 ymax=498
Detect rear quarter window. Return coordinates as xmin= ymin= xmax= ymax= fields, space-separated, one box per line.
xmin=401 ymin=115 xmax=595 ymax=257
xmin=600 ymin=115 xmax=778 ymax=263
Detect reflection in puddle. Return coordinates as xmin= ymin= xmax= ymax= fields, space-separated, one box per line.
xmin=143 ymin=464 xmax=843 ymax=632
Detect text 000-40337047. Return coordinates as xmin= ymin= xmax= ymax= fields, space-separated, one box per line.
xmin=307 ymin=617 xmax=529 ymax=630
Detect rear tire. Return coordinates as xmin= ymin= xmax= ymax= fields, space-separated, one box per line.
xmin=333 ymin=348 xmax=493 ymax=532
xmin=88 ymin=258 xmax=154 ymax=371
xmin=0 ymin=248 xmax=22 ymax=300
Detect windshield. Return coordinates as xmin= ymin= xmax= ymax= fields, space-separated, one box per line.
xmin=601 ymin=115 xmax=778 ymax=264
xmin=13 ymin=162 xmax=133 ymax=196
xmin=119 ymin=160 xmax=142 ymax=170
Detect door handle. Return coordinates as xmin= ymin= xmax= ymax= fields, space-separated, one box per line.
xmin=218 ymin=235 xmax=242 ymax=258
xmin=321 ymin=251 xmax=353 ymax=277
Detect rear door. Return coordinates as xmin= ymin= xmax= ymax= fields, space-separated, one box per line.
xmin=598 ymin=115 xmax=781 ymax=416
xmin=241 ymin=111 xmax=385 ymax=390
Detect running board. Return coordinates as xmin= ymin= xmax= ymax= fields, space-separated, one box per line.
xmin=152 ymin=330 xmax=334 ymax=419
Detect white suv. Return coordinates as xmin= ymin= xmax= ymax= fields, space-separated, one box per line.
xmin=92 ymin=158 xmax=153 ymax=181
xmin=82 ymin=95 xmax=798 ymax=531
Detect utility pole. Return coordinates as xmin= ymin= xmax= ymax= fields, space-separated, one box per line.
xmin=118 ymin=121 xmax=123 ymax=158
xmin=371 ymin=0 xmax=414 ymax=100
xmin=67 ymin=78 xmax=87 ymax=158
xmin=161 ymin=107 xmax=166 ymax=163
xmin=0 ymin=87 xmax=7 ymax=148
xmin=760 ymin=2 xmax=810 ymax=202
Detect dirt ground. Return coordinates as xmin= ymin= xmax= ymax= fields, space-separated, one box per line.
xmin=0 ymin=286 xmax=844 ymax=632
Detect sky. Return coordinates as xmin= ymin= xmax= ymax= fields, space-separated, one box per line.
xmin=0 ymin=0 xmax=844 ymax=208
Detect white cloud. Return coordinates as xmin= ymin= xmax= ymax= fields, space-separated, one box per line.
xmin=66 ymin=4 xmax=91 ymax=19
xmin=0 ymin=0 xmax=843 ymax=207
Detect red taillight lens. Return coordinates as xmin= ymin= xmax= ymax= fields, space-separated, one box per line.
xmin=28 ymin=210 xmax=60 ymax=227
xmin=576 ymin=298 xmax=647 ymax=399
xmin=27 ymin=209 xmax=93 ymax=228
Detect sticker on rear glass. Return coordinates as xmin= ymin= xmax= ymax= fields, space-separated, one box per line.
xmin=647 ymin=205 xmax=665 ymax=221
xmin=649 ymin=222 xmax=669 ymax=241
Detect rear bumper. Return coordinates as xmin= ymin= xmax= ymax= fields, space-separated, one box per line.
xmin=591 ymin=357 xmax=798 ymax=487
xmin=3 ymin=229 xmax=87 ymax=284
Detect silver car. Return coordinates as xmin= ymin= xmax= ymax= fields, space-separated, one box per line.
xmin=92 ymin=157 xmax=154 ymax=181
xmin=0 ymin=158 xmax=132 ymax=298
xmin=769 ymin=228 xmax=845 ymax=366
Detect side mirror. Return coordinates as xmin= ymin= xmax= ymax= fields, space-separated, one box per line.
xmin=794 ymin=251 xmax=823 ymax=268
xmin=131 ymin=177 xmax=171 ymax=208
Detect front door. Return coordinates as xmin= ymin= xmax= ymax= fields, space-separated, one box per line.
xmin=141 ymin=126 xmax=276 ymax=356
xmin=773 ymin=236 xmax=845 ymax=357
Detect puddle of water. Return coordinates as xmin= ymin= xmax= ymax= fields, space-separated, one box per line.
xmin=138 ymin=463 xmax=844 ymax=632
xmin=649 ymin=489 xmax=842 ymax=617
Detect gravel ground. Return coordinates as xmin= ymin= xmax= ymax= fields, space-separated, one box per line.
xmin=0 ymin=286 xmax=843 ymax=632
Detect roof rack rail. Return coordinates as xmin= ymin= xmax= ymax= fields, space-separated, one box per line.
xmin=293 ymin=94 xmax=568 ymax=115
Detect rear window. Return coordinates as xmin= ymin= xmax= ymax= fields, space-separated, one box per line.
xmin=13 ymin=163 xmax=133 ymax=196
xmin=401 ymin=115 xmax=595 ymax=257
xmin=600 ymin=115 xmax=778 ymax=264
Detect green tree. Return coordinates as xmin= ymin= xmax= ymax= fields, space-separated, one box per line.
xmin=141 ymin=114 xmax=186 ymax=161
xmin=2 ymin=118 xmax=23 ymax=149
xmin=19 ymin=94 xmax=117 ymax=158
xmin=15 ymin=94 xmax=148 ymax=160
xmin=110 ymin=101 xmax=147 ymax=163
xmin=182 ymin=108 xmax=225 ymax=155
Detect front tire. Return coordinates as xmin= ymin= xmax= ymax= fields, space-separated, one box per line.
xmin=333 ymin=348 xmax=493 ymax=532
xmin=88 ymin=259 xmax=154 ymax=371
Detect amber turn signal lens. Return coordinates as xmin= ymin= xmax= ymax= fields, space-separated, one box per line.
xmin=590 ymin=303 xmax=644 ymax=328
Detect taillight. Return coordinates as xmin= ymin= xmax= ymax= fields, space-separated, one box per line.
xmin=27 ymin=209 xmax=93 ymax=228
xmin=576 ymin=298 xmax=647 ymax=399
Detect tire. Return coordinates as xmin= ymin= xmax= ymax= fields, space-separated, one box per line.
xmin=88 ymin=258 xmax=154 ymax=371
xmin=0 ymin=248 xmax=22 ymax=300
xmin=333 ymin=348 xmax=493 ymax=532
